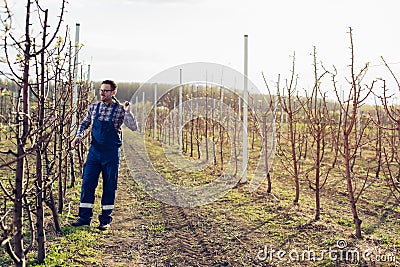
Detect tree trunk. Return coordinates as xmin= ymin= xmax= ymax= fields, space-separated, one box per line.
xmin=68 ymin=42 xmax=76 ymax=188
xmin=45 ymin=190 xmax=62 ymax=234
xmin=14 ymin=144 xmax=26 ymax=267
xmin=58 ymin=109 xmax=64 ymax=213
xmin=288 ymin=112 xmax=300 ymax=204
xmin=344 ymin=134 xmax=362 ymax=238
xmin=35 ymin=9 xmax=49 ymax=263
xmin=315 ymin=131 xmax=321 ymax=221
xmin=13 ymin=2 xmax=32 ymax=265
xmin=35 ymin=146 xmax=46 ymax=262
xmin=264 ymin=115 xmax=272 ymax=194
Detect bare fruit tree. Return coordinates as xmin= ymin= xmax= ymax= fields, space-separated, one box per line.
xmin=299 ymin=47 xmax=338 ymax=221
xmin=276 ymin=53 xmax=306 ymax=205
xmin=0 ymin=0 xmax=81 ymax=265
xmin=377 ymin=57 xmax=400 ymax=202
xmin=331 ymin=27 xmax=375 ymax=238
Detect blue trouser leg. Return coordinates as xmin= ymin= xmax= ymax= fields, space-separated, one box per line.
xmin=98 ymin=149 xmax=120 ymax=224
xmin=78 ymin=147 xmax=101 ymax=224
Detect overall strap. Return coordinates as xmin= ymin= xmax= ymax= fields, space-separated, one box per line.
xmin=94 ymin=102 xmax=101 ymax=118
xmin=109 ymin=103 xmax=119 ymax=121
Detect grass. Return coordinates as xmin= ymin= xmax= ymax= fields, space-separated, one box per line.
xmin=28 ymin=225 xmax=105 ymax=267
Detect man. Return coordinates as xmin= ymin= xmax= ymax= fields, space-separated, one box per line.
xmin=71 ymin=80 xmax=138 ymax=230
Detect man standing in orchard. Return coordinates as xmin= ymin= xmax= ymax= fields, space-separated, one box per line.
xmin=71 ymin=80 xmax=138 ymax=231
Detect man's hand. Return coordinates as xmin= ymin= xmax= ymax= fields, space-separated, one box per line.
xmin=71 ymin=136 xmax=82 ymax=149
xmin=123 ymin=101 xmax=130 ymax=111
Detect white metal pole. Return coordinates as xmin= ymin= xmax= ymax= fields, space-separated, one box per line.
xmin=154 ymin=83 xmax=157 ymax=140
xmin=241 ymin=34 xmax=248 ymax=184
xmin=70 ymin=23 xmax=80 ymax=184
xmin=142 ymin=91 xmax=145 ymax=133
xmin=173 ymin=100 xmax=176 ymax=145
xmin=135 ymin=95 xmax=138 ymax=121
xmin=73 ymin=23 xmax=80 ymax=81
xmin=87 ymin=64 xmax=91 ymax=82
xmin=72 ymin=23 xmax=80 ymax=131
xmin=190 ymin=92 xmax=193 ymax=122
xmin=238 ymin=97 xmax=241 ymax=120
xmin=220 ymin=89 xmax=224 ymax=121
xmin=272 ymin=99 xmax=278 ymax=151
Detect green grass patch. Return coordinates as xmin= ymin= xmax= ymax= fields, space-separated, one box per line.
xmin=28 ymin=226 xmax=104 ymax=267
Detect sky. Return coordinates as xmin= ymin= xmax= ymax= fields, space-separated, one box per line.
xmin=3 ymin=0 xmax=400 ymax=102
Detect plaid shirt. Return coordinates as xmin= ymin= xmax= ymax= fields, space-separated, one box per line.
xmin=76 ymin=101 xmax=138 ymax=137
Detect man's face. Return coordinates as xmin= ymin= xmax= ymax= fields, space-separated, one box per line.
xmin=99 ymin=83 xmax=115 ymax=103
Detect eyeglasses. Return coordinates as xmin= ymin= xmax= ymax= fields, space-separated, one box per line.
xmin=99 ymin=88 xmax=115 ymax=93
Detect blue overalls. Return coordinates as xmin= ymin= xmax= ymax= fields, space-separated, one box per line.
xmin=78 ymin=102 xmax=122 ymax=225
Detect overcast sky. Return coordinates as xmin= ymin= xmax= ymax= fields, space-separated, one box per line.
xmin=4 ymin=0 xmax=400 ymax=101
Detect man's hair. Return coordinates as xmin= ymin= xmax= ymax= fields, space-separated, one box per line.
xmin=102 ymin=80 xmax=118 ymax=91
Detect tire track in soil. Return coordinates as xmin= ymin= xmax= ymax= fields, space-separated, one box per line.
xmin=100 ymin=132 xmax=217 ymax=266
xmin=158 ymin=204 xmax=215 ymax=266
